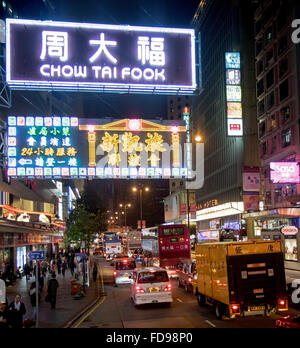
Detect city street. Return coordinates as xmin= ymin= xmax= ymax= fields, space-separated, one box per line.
xmin=75 ymin=257 xmax=300 ymax=329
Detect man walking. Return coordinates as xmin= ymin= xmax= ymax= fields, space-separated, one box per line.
xmin=8 ymin=294 xmax=26 ymax=328
xmin=47 ymin=273 xmax=59 ymax=310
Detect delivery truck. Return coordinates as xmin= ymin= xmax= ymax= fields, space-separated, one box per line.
xmin=193 ymin=239 xmax=288 ymax=320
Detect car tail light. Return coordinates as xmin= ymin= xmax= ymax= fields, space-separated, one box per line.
xmin=164 ymin=283 xmax=172 ymax=292
xmin=278 ymin=298 xmax=288 ymax=311
xmin=113 ymin=271 xmax=117 ymax=277
xmin=230 ymin=304 xmax=240 ymax=314
xmin=135 ymin=286 xmax=145 ymax=293
xmin=188 ymin=277 xmax=193 ymax=283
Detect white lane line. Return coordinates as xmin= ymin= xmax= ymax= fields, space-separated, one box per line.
xmin=176 ymin=298 xmax=183 ymax=303
xmin=205 ymin=320 xmax=216 ymax=328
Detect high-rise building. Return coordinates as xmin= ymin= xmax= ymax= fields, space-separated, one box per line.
xmin=191 ymin=0 xmax=260 ymax=241
xmin=243 ymin=0 xmax=300 ymax=268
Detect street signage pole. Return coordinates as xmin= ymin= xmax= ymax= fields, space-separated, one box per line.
xmin=28 ymin=251 xmax=45 ymax=328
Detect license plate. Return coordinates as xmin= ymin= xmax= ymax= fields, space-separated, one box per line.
xmin=123 ymin=274 xmax=129 ymax=277
xmin=249 ymin=306 xmax=265 ymax=311
xmin=150 ymin=287 xmax=158 ymax=292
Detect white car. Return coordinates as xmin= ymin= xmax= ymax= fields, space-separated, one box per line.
xmin=131 ymin=267 xmax=173 ymax=306
xmin=114 ymin=258 xmax=136 ymax=285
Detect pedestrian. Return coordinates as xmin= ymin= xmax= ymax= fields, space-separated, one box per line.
xmin=0 ymin=302 xmax=9 ymax=328
xmin=47 ymin=273 xmax=59 ymax=310
xmin=57 ymin=259 xmax=62 ymax=275
xmin=61 ymin=261 xmax=66 ymax=278
xmin=92 ymin=263 xmax=98 ymax=282
xmin=8 ymin=294 xmax=26 ymax=328
xmin=28 ymin=281 xmax=39 ymax=321
xmin=69 ymin=259 xmax=75 ymax=277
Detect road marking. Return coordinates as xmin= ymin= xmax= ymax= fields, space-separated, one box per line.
xmin=205 ymin=320 xmax=216 ymax=328
xmin=73 ymin=265 xmax=106 ymax=328
xmin=176 ymin=298 xmax=183 ymax=303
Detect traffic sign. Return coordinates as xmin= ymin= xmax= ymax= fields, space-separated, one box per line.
xmin=28 ymin=251 xmax=45 ymax=261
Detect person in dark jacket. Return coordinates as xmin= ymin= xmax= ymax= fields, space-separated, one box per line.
xmin=8 ymin=294 xmax=26 ymax=328
xmin=29 ymin=281 xmax=40 ymax=321
xmin=47 ymin=273 xmax=59 ymax=310
xmin=92 ymin=263 xmax=98 ymax=282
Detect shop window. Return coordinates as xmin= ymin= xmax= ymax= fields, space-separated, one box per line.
xmin=274 ymin=188 xmax=282 ymax=203
xmin=281 ymin=128 xmax=292 ymax=148
xmin=285 ymin=238 xmax=298 ymax=261
xmin=265 ymin=49 xmax=274 ymax=68
xmin=279 ymin=58 xmax=288 ymax=77
xmin=261 ymin=142 xmax=267 ymax=156
xmin=259 ymin=121 xmax=266 ymax=138
xmin=265 ymin=26 xmax=273 ymax=46
xmin=266 ymin=91 xmax=275 ymax=110
xmin=265 ymin=191 xmax=272 ymax=206
xmin=268 ymin=114 xmax=277 ymax=131
xmin=257 ymin=60 xmax=264 ymax=76
xmin=256 ymin=38 xmax=263 ymax=56
xmin=257 ymin=78 xmax=264 ymax=97
xmin=271 ymin=136 xmax=277 ymax=154
xmin=279 ymin=79 xmax=289 ymax=101
xmin=278 ymin=35 xmax=288 ymax=56
xmin=266 ymin=68 xmax=274 ymax=89
xmin=280 ymin=106 xmax=290 ymax=123
xmin=258 ymin=99 xmax=265 ymax=116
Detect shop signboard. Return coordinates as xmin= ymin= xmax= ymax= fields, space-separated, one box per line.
xmin=270 ymin=162 xmax=300 ymax=184
xmin=281 ymin=226 xmax=298 ymax=236
xmin=6 ymin=18 xmax=196 ymax=94
xmin=7 ymin=116 xmax=188 ymax=180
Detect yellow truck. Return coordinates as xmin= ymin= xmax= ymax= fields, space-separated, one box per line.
xmin=193 ymin=240 xmax=288 ymax=319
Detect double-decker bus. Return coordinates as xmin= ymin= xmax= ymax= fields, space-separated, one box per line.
xmin=141 ymin=224 xmax=191 ymax=277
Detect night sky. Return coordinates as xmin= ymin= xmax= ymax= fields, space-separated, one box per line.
xmin=11 ymin=0 xmax=199 ymax=119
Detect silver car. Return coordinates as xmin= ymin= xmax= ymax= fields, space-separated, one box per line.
xmin=113 ymin=258 xmax=136 ymax=286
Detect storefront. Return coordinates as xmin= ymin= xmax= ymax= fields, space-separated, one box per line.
xmin=196 ymin=202 xmax=246 ymax=242
xmin=243 ymin=208 xmax=300 ymax=270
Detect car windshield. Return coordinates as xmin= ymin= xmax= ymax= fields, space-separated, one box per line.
xmin=138 ymin=271 xmax=169 ymax=283
xmin=116 ymin=261 xmax=136 ymax=270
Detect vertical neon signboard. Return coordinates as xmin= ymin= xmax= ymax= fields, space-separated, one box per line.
xmin=225 ymin=52 xmax=243 ymax=137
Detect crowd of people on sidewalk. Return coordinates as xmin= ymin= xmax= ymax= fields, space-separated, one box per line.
xmin=0 ymin=249 xmax=80 ymax=328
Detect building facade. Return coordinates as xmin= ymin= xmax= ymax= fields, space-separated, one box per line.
xmin=243 ymin=0 xmax=300 ymax=269
xmin=191 ymin=0 xmax=260 ymax=242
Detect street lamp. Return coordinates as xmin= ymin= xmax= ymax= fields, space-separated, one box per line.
xmin=119 ymin=203 xmax=132 ymax=228
xmin=132 ymin=185 xmax=150 ymax=229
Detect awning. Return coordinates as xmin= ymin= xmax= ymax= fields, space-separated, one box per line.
xmin=196 ymin=202 xmax=244 ymax=221
xmin=242 ymin=207 xmax=300 ymax=220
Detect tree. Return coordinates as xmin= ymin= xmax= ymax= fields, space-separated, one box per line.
xmin=64 ymin=190 xmax=107 ymax=252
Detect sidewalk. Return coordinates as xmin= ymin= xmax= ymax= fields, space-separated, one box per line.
xmin=5 ymin=269 xmax=100 ymax=328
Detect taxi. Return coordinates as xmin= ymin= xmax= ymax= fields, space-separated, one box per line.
xmin=131 ymin=267 xmax=173 ymax=306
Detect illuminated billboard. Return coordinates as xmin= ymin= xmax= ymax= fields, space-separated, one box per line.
xmin=7 ymin=116 xmax=188 ymax=179
xmin=270 ymin=162 xmax=300 ymax=184
xmin=225 ymin=52 xmax=243 ymax=137
xmin=6 ymin=19 xmax=196 ymax=94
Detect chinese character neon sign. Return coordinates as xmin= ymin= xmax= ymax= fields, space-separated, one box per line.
xmin=7 ymin=116 xmax=189 ymax=180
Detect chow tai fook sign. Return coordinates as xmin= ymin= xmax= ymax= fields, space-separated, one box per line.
xmin=7 ymin=116 xmax=190 ymax=180
xmin=270 ymin=162 xmax=300 ymax=184
xmin=6 ymin=19 xmax=196 ymax=94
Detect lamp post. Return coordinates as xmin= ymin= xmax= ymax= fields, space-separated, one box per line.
xmin=132 ymin=185 xmax=150 ymax=229
xmin=119 ymin=203 xmax=132 ymax=228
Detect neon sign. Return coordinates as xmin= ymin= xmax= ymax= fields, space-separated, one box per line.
xmin=7 ymin=116 xmax=189 ymax=180
xmin=225 ymin=52 xmax=243 ymax=137
xmin=6 ymin=19 xmax=196 ymax=95
xmin=270 ymin=162 xmax=300 ymax=184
